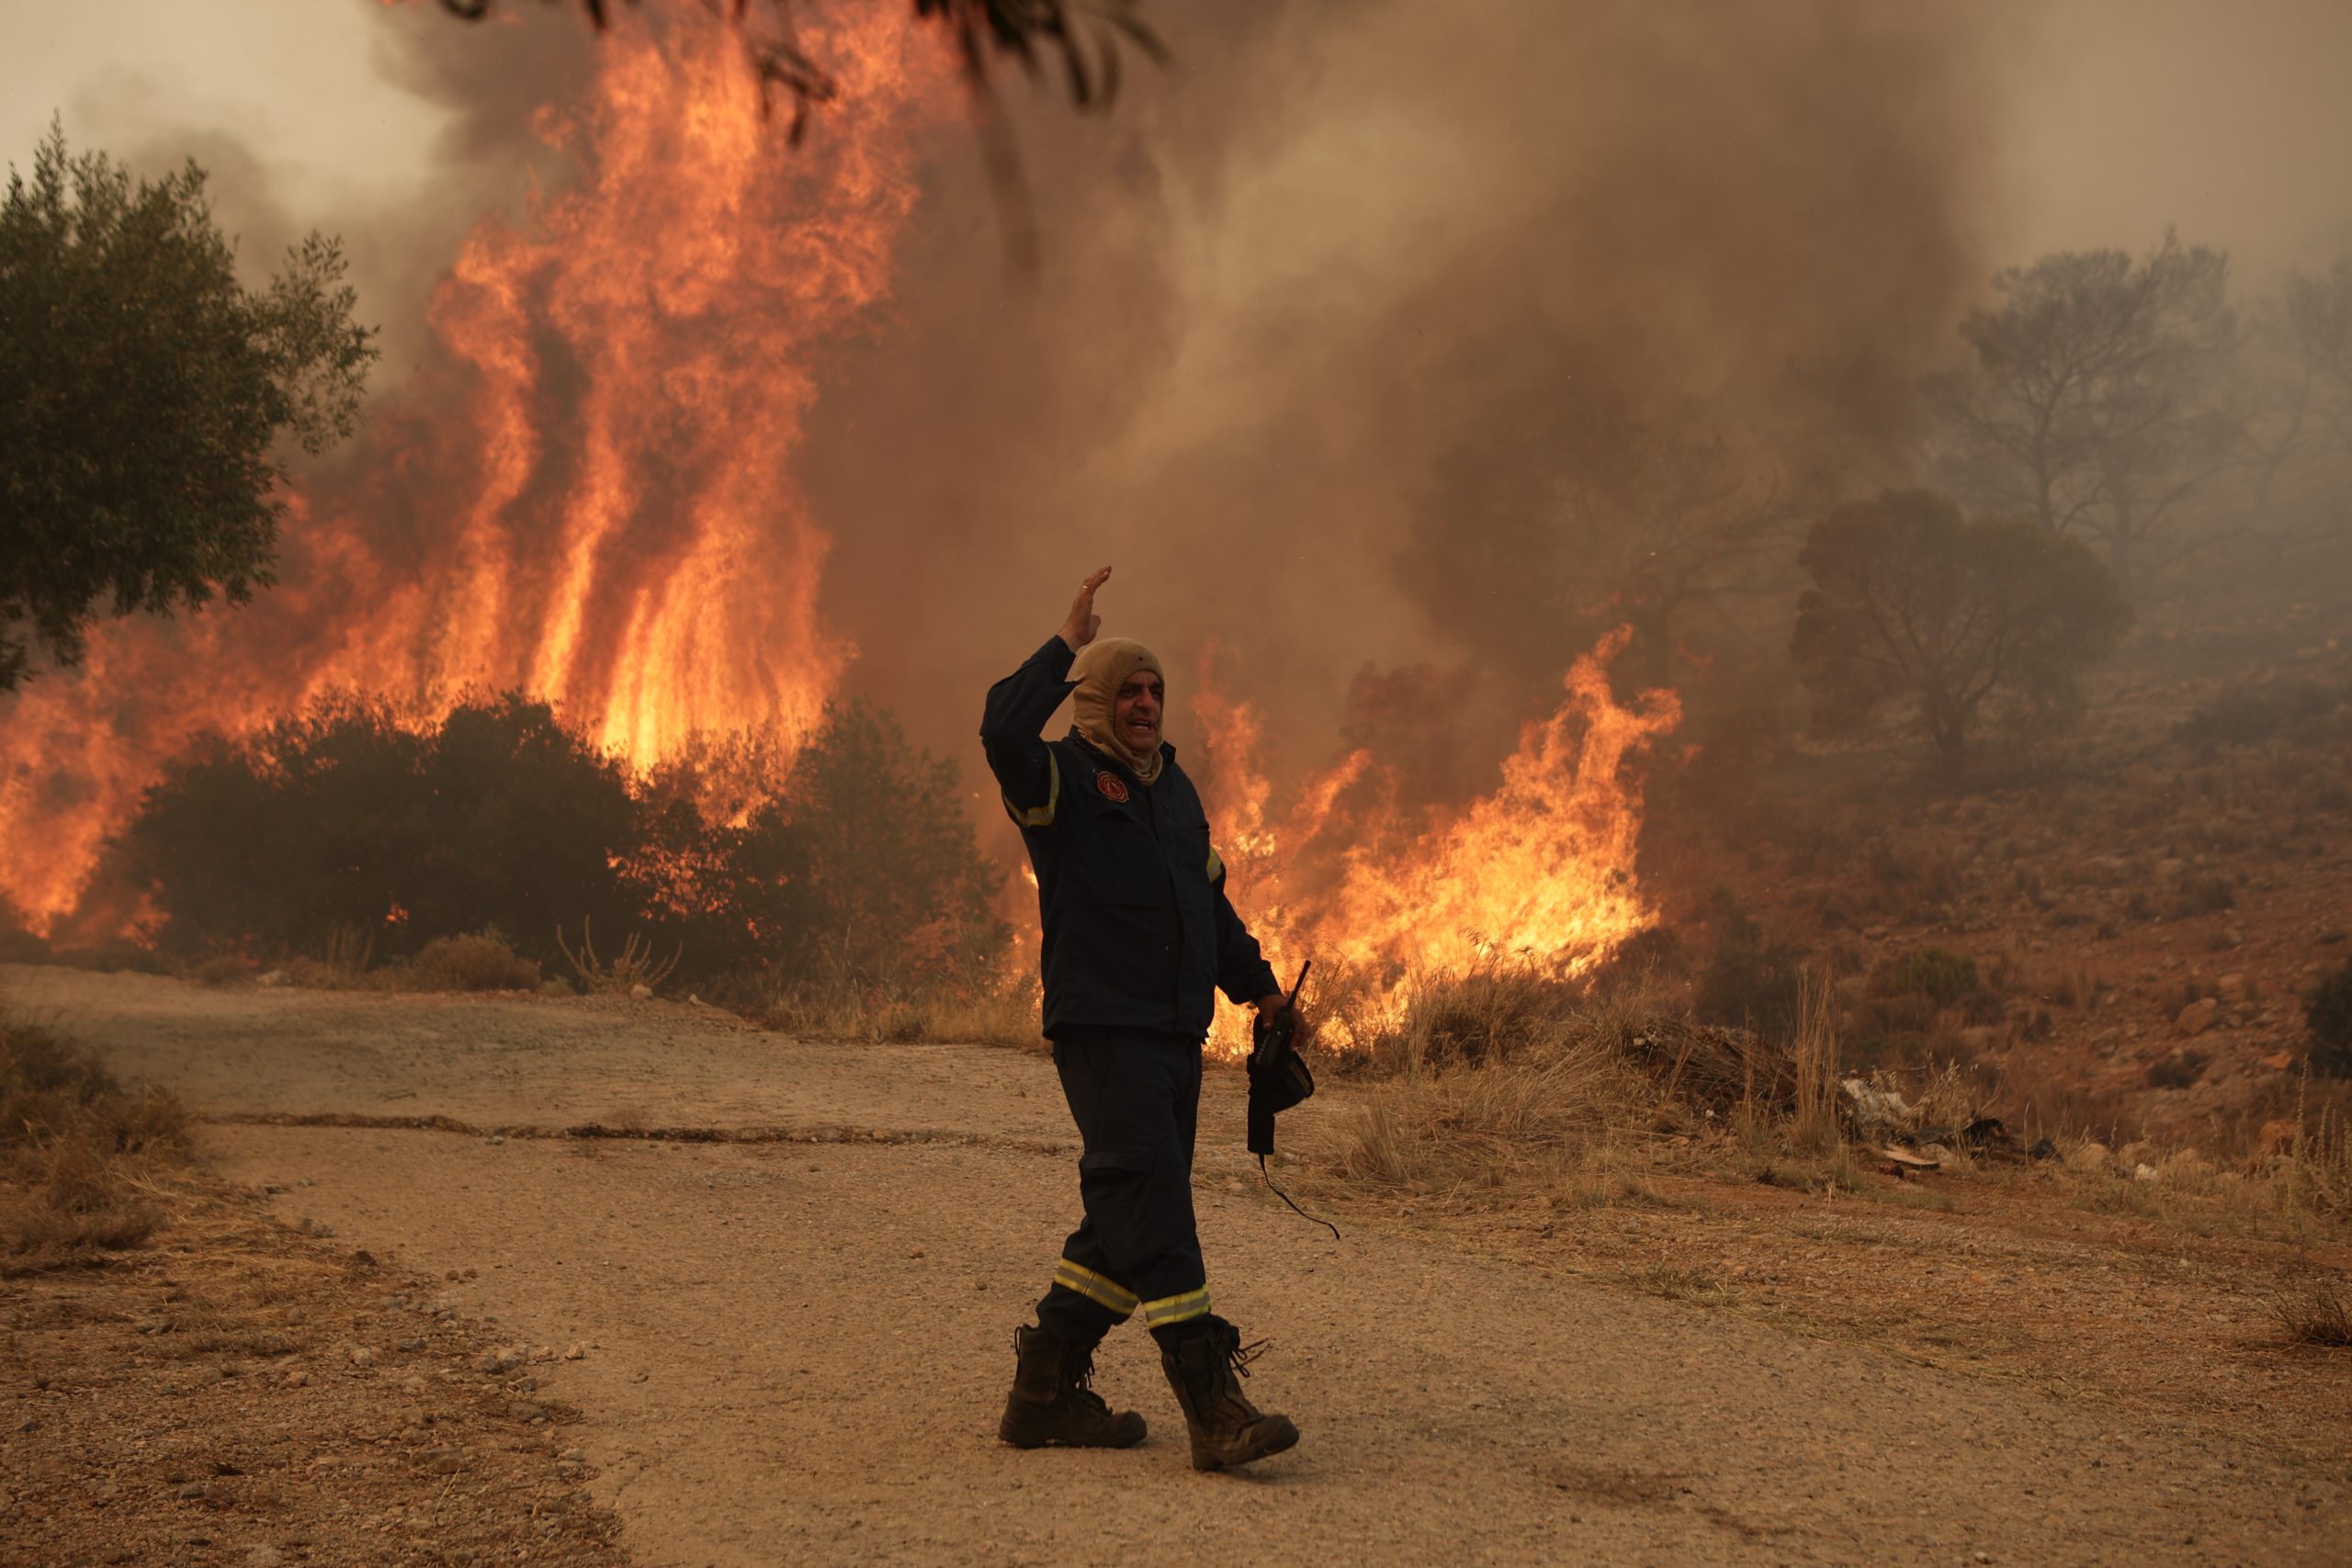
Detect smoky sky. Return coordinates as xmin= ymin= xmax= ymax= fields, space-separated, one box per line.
xmin=800 ymin=0 xmax=2017 ymax=796
xmin=11 ymin=0 xmax=2352 ymax=830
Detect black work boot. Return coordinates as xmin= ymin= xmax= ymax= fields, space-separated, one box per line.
xmin=1159 ymin=1317 xmax=1299 ymax=1471
xmin=999 ymin=1325 xmax=1148 ymax=1450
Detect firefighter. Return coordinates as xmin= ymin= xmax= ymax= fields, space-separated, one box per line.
xmin=980 ymin=564 xmax=1299 ymax=1472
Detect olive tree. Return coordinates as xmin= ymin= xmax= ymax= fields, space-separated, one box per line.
xmin=0 ymin=126 xmax=377 ymax=692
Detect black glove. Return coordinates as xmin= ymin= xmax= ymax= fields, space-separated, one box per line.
xmin=1246 ymin=1002 xmax=1316 ymax=1157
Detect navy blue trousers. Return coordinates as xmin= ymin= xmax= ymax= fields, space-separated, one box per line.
xmin=1034 ymin=1030 xmax=1213 ymax=1348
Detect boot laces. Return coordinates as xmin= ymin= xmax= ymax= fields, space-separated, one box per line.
xmin=1064 ymin=1345 xmax=1113 ymax=1415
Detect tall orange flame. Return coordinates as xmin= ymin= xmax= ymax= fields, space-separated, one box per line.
xmin=1193 ymin=627 xmax=1681 ymax=1049
xmin=0 ymin=6 xmax=947 ymax=932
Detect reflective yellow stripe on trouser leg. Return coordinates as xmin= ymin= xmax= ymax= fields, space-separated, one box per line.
xmin=1140 ymin=1286 xmax=1211 ymax=1331
xmin=1052 ymin=1258 xmax=1139 ymax=1317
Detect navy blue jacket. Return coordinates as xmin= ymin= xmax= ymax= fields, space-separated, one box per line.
xmin=981 ymin=636 xmax=1280 ymax=1043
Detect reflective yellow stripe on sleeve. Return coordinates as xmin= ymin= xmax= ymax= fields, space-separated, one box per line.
xmin=1052 ymin=1258 xmax=1139 ymax=1316
xmin=1003 ymin=750 xmax=1060 ymax=829
xmin=1140 ymin=1286 xmax=1212 ymax=1330
xmin=1205 ymin=845 xmax=1224 ymax=884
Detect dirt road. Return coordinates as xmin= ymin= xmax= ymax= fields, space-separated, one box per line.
xmin=12 ymin=964 xmax=2344 ymax=1567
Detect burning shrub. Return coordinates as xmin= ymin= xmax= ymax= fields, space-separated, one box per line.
xmin=2309 ymin=959 xmax=2352 ymax=1079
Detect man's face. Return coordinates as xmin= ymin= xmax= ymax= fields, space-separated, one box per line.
xmin=1114 ymin=669 xmax=1164 ymax=755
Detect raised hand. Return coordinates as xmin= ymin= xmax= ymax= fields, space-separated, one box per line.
xmin=1058 ymin=565 xmax=1112 ymax=652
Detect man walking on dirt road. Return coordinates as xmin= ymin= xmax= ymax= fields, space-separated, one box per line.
xmin=979 ymin=564 xmax=1300 ymax=1472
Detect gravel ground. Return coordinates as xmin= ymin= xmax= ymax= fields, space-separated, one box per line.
xmin=8 ymin=964 xmax=2346 ymax=1567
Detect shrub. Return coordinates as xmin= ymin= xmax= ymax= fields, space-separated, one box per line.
xmin=707 ymin=701 xmax=1011 ymax=995
xmin=191 ymin=953 xmax=254 ymax=987
xmin=401 ymin=932 xmax=540 ymax=993
xmin=1694 ymin=897 xmax=1804 ymax=1043
xmin=119 ymin=691 xmax=642 ymax=968
xmin=2175 ymin=679 xmax=2341 ymax=750
xmin=1874 ymin=948 xmax=1980 ymax=1009
xmin=117 ymin=693 xmax=1013 ymax=1002
xmin=2310 ymin=959 xmax=2352 ymax=1079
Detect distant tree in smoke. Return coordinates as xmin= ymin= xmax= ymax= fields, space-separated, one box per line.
xmin=0 ymin=127 xmax=378 ymax=694
xmin=1790 ymin=489 xmax=2131 ymax=768
xmin=2229 ymin=258 xmax=2352 ymax=569
xmin=1922 ymin=233 xmax=2240 ymax=591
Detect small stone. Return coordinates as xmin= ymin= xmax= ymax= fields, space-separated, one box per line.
xmin=2133 ymin=1163 xmax=2160 ymax=1183
xmin=562 ymin=1343 xmax=585 ymax=1360
xmin=2176 ymin=998 xmax=2218 ymax=1036
xmin=399 ymin=1337 xmax=426 ymax=1352
xmin=561 ymin=1448 xmax=586 ymax=1463
xmin=348 ymin=1347 xmax=375 ymax=1368
xmin=629 ymin=984 xmax=652 ymax=999
xmin=283 ymin=1370 xmax=310 ymax=1388
xmin=176 ymin=1482 xmax=209 ymax=1500
xmin=423 ymin=1447 xmax=466 ymax=1476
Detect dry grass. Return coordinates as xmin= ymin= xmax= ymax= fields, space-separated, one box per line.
xmin=1 ymin=1012 xmax=187 ymax=1273
xmin=2273 ymin=1272 xmax=2352 ymax=1348
xmin=277 ymin=922 xmax=379 ymax=988
xmin=746 ymin=977 xmax=1042 ymax=1049
xmin=1314 ymin=976 xmax=1714 ymax=1195
xmin=1307 ymin=967 xmax=2352 ymax=1249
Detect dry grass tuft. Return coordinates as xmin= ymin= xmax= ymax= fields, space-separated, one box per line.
xmin=1312 ymin=976 xmax=1722 ymax=1194
xmin=2 ymin=1012 xmax=187 ymax=1271
xmin=279 ymin=922 xmax=379 ymax=989
xmin=2273 ymin=1273 xmax=2352 ymax=1348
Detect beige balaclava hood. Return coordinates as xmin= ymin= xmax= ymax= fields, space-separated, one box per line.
xmin=1069 ymin=637 xmax=1166 ymax=784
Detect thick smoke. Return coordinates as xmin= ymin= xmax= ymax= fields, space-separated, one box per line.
xmin=803 ymin=0 xmax=2016 ymax=801
xmin=6 ymin=0 xmax=2024 ymax=930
